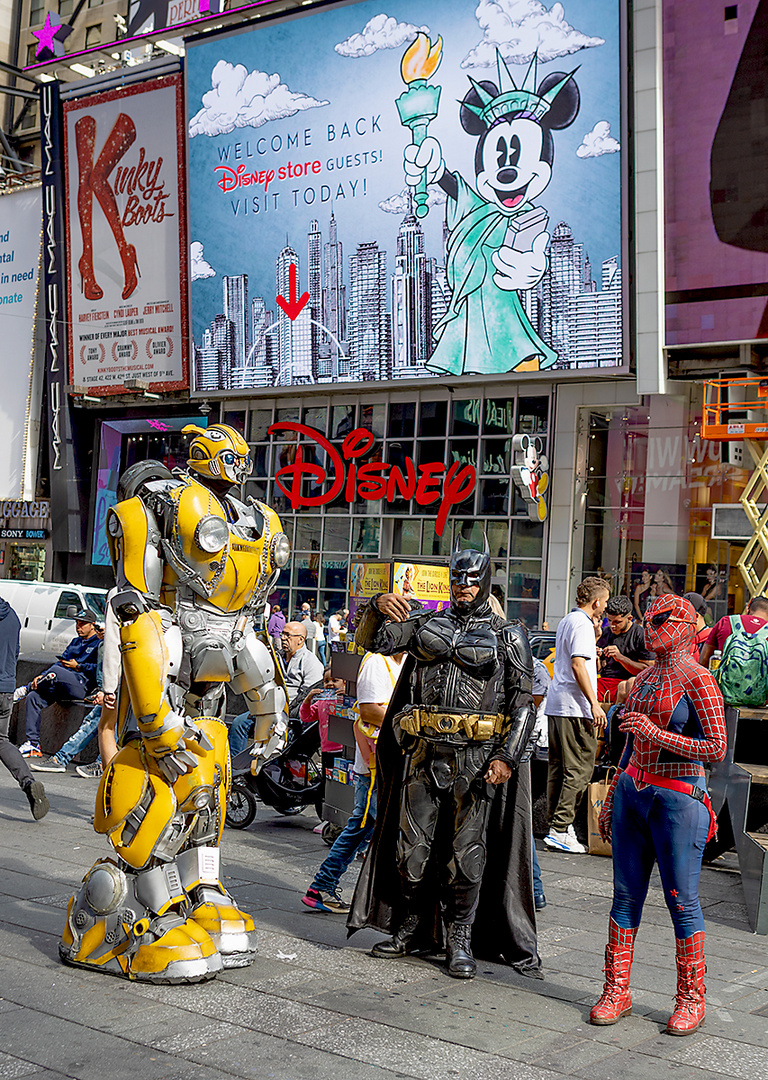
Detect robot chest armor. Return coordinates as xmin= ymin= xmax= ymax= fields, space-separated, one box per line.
xmin=164 ymin=478 xmax=265 ymax=611
xmin=415 ymin=616 xmax=499 ymax=677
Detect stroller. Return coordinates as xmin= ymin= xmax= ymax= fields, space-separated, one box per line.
xmin=226 ymin=715 xmax=324 ymax=829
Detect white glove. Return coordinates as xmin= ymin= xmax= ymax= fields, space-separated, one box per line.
xmin=492 ymin=231 xmax=549 ymax=291
xmin=404 ymin=137 xmax=444 ymax=188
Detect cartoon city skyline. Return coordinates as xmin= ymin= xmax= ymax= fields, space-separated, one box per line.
xmin=193 ymin=203 xmax=622 ymax=390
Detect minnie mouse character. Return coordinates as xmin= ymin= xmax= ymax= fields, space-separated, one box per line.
xmin=404 ymin=52 xmax=579 ymax=375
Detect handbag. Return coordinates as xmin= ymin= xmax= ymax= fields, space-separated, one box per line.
xmin=587 ymin=768 xmax=615 ymax=857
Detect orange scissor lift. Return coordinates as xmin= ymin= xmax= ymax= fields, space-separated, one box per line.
xmin=702 ymin=376 xmax=768 ymax=934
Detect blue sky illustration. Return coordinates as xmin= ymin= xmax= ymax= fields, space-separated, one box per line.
xmin=186 ymin=0 xmax=621 ymax=350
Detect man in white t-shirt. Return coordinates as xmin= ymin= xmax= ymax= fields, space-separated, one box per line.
xmin=544 ymin=576 xmax=610 ymax=854
xmin=327 ymin=610 xmax=343 ymax=650
xmin=302 ymin=650 xmax=405 ymax=914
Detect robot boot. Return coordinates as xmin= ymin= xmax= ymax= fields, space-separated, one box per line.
xmin=177 ymin=847 xmax=257 ymax=968
xmin=59 ymin=858 xmax=221 ymax=983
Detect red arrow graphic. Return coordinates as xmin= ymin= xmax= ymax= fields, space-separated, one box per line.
xmin=276 ymin=263 xmax=310 ymax=321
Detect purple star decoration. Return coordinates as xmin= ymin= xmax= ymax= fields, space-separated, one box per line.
xmin=33 ymin=11 xmax=73 ymax=61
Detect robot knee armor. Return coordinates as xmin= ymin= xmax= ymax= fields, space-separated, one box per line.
xmin=83 ymin=860 xmax=128 ymax=915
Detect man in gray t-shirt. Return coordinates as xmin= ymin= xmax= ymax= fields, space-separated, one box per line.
xmin=281 ymin=622 xmax=324 ymax=703
xmin=545 ymin=577 xmax=609 ymax=855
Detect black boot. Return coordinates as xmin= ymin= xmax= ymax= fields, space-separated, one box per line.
xmin=371 ymin=912 xmax=420 ymax=959
xmin=446 ymin=923 xmax=476 ymax=979
xmin=23 ymin=779 xmax=49 ymax=821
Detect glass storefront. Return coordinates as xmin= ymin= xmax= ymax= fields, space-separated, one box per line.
xmin=221 ymin=388 xmax=552 ymax=626
xmin=5 ymin=542 xmax=46 ymax=581
xmin=580 ymin=390 xmax=749 ymax=621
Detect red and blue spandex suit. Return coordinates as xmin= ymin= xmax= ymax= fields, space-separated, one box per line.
xmin=601 ymin=595 xmax=727 ymax=938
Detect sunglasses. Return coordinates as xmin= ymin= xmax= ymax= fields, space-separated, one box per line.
xmin=644 ymin=610 xmax=689 ymax=629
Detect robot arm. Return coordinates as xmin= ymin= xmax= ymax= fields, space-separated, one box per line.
xmin=231 ymin=632 xmax=288 ymax=766
xmin=111 ymin=590 xmax=206 ymax=783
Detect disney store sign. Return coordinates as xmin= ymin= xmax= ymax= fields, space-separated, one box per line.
xmin=269 ymin=423 xmax=476 ymax=536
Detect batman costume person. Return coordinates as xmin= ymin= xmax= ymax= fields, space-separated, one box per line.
xmin=347 ymin=541 xmax=540 ymax=979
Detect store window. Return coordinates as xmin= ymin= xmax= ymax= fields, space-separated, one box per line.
xmin=7 ymin=544 xmax=45 ymax=581
xmin=579 ymin=394 xmax=746 ymax=623
xmin=233 ymin=389 xmax=550 ymax=624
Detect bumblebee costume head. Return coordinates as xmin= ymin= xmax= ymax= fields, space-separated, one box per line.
xmin=183 ymin=424 xmax=252 ymax=487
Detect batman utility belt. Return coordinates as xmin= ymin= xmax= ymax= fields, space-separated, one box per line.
xmin=398 ymin=706 xmax=508 ymax=742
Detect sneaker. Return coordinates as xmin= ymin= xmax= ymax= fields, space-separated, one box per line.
xmin=30 ymin=754 xmax=66 ymax=773
xmin=543 ymin=829 xmax=587 ymax=854
xmin=301 ymin=887 xmax=350 ymax=914
xmin=13 ymin=686 xmax=27 ymax=703
xmin=534 ymin=893 xmax=547 ymax=911
xmin=75 ymin=760 xmax=103 ymax=779
xmin=19 ymin=743 xmax=42 ymax=759
xmin=23 ymin=780 xmax=49 ymax=821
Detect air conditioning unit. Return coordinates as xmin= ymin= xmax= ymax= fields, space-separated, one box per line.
xmin=711 ymin=503 xmax=763 ymax=540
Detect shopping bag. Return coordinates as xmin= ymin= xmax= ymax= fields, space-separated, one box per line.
xmin=587 ymin=770 xmax=614 ymax=857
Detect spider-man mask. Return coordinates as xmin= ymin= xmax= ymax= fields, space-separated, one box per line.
xmin=643 ymin=593 xmax=696 ymax=656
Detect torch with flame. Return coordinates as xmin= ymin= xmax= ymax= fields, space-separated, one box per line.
xmin=396 ymin=33 xmax=443 ymax=218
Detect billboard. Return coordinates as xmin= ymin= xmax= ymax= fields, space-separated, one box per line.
xmin=186 ymin=0 xmax=623 ymax=392
xmin=91 ymin=415 xmax=206 ymax=565
xmin=664 ymin=0 xmax=768 ymax=347
xmin=348 ymin=560 xmax=391 ymax=626
xmin=0 ymin=188 xmax=42 ymax=498
xmin=63 ymin=74 xmax=188 ymax=394
xmin=393 ymin=561 xmax=450 ymax=610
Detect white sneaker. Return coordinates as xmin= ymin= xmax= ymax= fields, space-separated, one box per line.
xmin=543 ymin=829 xmax=587 ymax=854
xmin=566 ymin=825 xmax=582 ymax=843
xmin=13 ymin=686 xmax=27 ymax=703
xmin=18 ymin=741 xmax=35 ymax=756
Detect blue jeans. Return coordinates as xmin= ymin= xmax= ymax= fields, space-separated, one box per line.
xmin=532 ymin=841 xmax=543 ymax=900
xmin=610 ymin=771 xmax=710 ymax=939
xmin=311 ymin=773 xmax=377 ymax=894
xmin=24 ymin=666 xmax=88 ymax=744
xmin=55 ymin=704 xmax=101 ymax=766
xmin=229 ymin=711 xmax=252 ymax=758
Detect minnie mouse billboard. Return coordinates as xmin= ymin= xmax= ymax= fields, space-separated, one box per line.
xmin=186 ymin=0 xmax=624 ymax=392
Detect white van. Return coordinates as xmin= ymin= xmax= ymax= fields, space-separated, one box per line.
xmin=0 ymin=581 xmax=108 ymax=658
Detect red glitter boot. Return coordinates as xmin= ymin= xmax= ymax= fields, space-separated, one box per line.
xmin=590 ymin=919 xmax=637 ymax=1025
xmin=666 ymin=931 xmax=706 ymax=1035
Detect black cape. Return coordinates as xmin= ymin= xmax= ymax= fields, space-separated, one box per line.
xmin=346 ymin=655 xmax=541 ymax=976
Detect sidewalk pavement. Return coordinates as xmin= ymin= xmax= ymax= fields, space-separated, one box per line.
xmin=0 ymin=771 xmax=766 ymax=1080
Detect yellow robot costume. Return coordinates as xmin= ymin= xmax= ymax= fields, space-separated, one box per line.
xmin=60 ymin=424 xmax=291 ymax=983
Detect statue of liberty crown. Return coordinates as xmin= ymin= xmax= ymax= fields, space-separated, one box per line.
xmin=465 ymin=50 xmax=577 ymax=127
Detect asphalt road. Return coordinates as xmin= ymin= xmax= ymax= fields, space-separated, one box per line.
xmin=0 ymin=769 xmax=766 ymax=1080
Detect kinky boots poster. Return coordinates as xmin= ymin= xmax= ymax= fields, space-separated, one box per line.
xmin=63 ymin=75 xmax=188 ymax=394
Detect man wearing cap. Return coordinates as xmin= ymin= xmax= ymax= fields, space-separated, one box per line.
xmin=683 ymin=593 xmax=711 ymax=663
xmin=15 ymin=609 xmax=100 ymax=758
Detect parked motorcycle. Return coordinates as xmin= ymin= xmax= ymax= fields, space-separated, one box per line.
xmin=226 ymin=715 xmax=324 ymax=829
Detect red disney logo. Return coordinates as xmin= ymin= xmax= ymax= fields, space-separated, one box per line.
xmin=268 ymin=423 xmax=476 ymax=536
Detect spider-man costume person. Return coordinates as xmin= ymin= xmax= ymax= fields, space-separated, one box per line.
xmin=592 ymin=594 xmax=726 ymax=1035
